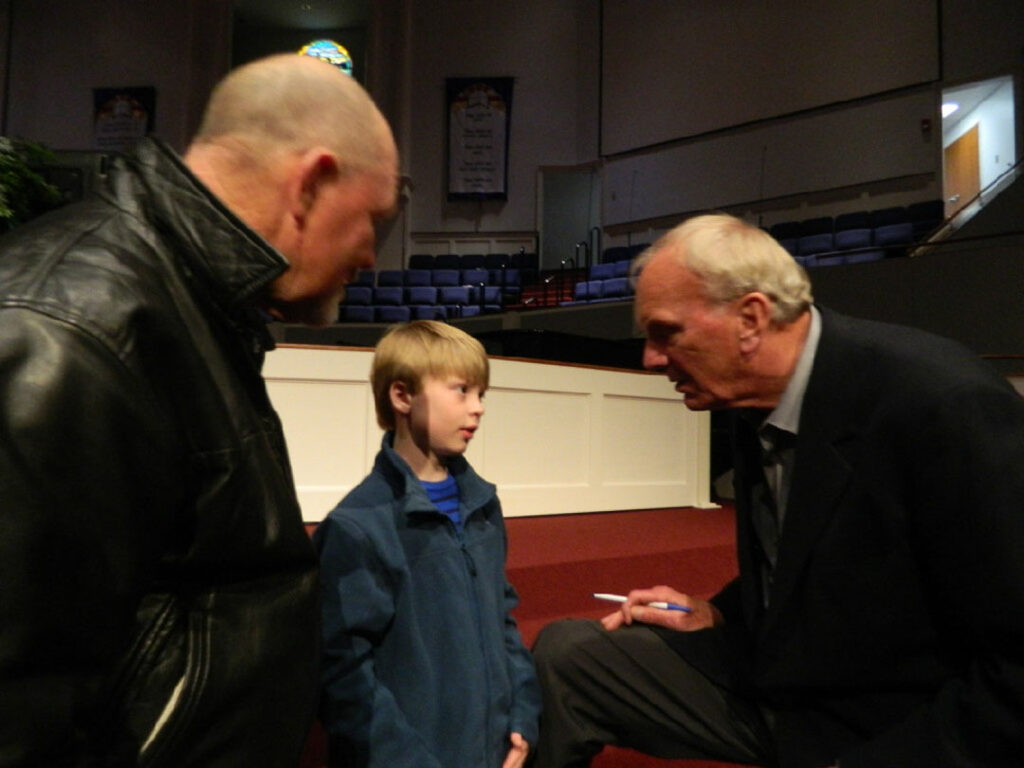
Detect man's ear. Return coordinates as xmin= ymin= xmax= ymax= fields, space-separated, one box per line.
xmin=389 ymin=380 xmax=413 ymax=416
xmin=289 ymin=148 xmax=340 ymax=227
xmin=736 ymin=292 xmax=773 ymax=355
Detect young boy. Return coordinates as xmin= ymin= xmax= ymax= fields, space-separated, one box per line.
xmin=314 ymin=320 xmax=541 ymax=768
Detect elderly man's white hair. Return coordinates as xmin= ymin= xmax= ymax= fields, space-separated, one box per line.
xmin=633 ymin=213 xmax=813 ymax=324
xmin=191 ymin=53 xmax=394 ymax=173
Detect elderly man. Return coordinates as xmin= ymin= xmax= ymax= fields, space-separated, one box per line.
xmin=0 ymin=55 xmax=397 ymax=766
xmin=532 ymin=214 xmax=1024 ymax=768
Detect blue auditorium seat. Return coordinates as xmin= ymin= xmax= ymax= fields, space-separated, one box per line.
xmin=869 ymin=206 xmax=908 ymax=228
xmin=375 ymin=305 xmax=411 ymax=323
xmin=431 ymin=269 xmax=460 ymax=287
xmin=483 ymin=253 xmax=509 ymax=270
xmin=491 ymin=266 xmax=520 ymax=287
xmin=408 ymin=253 xmax=434 ymax=270
xmin=797 ymin=232 xmax=834 ymax=257
xmin=411 ymin=305 xmax=447 ymax=320
xmin=343 ymin=285 xmax=373 ymax=305
xmin=873 ymin=221 xmax=914 ymax=248
xmin=834 ymin=228 xmax=872 ymax=251
xmin=769 ymin=221 xmax=802 ymax=241
xmin=373 ymin=286 xmax=404 ymax=305
xmin=834 ymin=211 xmax=870 ymax=232
xmin=461 ymin=268 xmax=490 ymax=286
xmin=574 ymin=279 xmax=603 ymax=302
xmin=406 ymin=286 xmax=444 ymax=320
xmin=438 ymin=285 xmax=472 ymax=308
xmin=470 ymin=285 xmax=502 ymax=313
xmin=376 ymin=269 xmax=403 ymax=286
xmin=433 ymin=254 xmax=462 ymax=270
xmin=460 ymin=253 xmax=486 ymax=269
xmin=799 ymin=216 xmax=833 ymax=236
xmin=405 ymin=286 xmax=438 ymax=306
xmin=339 ymin=305 xmax=374 ymax=323
xmin=403 ymin=269 xmax=432 ymax=286
xmin=808 ymin=252 xmax=845 ymax=267
xmin=592 ymin=277 xmax=630 ymax=302
xmin=353 ymin=270 xmax=375 ymax=285
xmin=778 ymin=238 xmax=799 ymax=256
xmin=589 ymin=262 xmax=616 ymax=280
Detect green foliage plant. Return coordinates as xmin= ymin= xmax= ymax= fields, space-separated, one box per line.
xmin=0 ymin=137 xmax=63 ymax=232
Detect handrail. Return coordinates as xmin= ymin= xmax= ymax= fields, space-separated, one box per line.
xmin=575 ymin=240 xmax=591 ymax=276
xmin=559 ymin=257 xmax=575 ymax=305
xmin=912 ymin=157 xmax=1023 ymax=256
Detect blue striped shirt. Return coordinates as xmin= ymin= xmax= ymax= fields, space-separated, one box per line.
xmin=421 ymin=474 xmax=462 ymax=531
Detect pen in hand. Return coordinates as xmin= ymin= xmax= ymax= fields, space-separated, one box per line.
xmin=593 ymin=592 xmax=693 ymax=613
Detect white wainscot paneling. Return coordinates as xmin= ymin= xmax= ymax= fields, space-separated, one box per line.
xmin=263 ymin=346 xmax=379 ymax=523
xmin=264 ymin=346 xmax=712 ymax=521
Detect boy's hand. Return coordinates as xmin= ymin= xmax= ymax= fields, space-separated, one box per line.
xmin=501 ymin=732 xmax=529 ymax=768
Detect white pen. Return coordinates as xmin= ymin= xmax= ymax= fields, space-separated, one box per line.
xmin=593 ymin=592 xmax=693 ymax=613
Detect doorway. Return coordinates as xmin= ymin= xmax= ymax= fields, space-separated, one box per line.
xmin=941 ymin=75 xmax=1017 ymax=220
xmin=538 ymin=166 xmax=601 ymax=273
xmin=943 ymin=124 xmax=979 ymax=219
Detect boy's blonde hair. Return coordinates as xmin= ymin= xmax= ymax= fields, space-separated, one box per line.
xmin=371 ymin=320 xmax=490 ymax=430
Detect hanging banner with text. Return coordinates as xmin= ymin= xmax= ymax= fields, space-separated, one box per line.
xmin=446 ymin=77 xmax=513 ymax=200
xmin=93 ymin=86 xmax=155 ymax=153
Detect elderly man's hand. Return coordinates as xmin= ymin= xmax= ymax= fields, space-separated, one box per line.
xmin=600 ymin=585 xmax=722 ymax=632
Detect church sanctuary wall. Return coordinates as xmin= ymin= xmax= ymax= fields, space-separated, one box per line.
xmin=263 ymin=344 xmax=712 ymax=523
xmin=394 ymin=0 xmax=1022 ymax=248
xmin=598 ymin=0 xmax=944 ymax=228
xmin=602 ymin=88 xmax=939 ymax=227
xmin=594 ymin=0 xmax=1023 ymax=232
xmin=0 ymin=0 xmax=232 ymax=153
xmin=600 ymin=0 xmax=940 ymax=158
xmin=400 ymin=0 xmax=600 ymax=266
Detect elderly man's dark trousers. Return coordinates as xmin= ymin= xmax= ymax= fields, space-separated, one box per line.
xmin=530 ymin=619 xmax=775 ymax=767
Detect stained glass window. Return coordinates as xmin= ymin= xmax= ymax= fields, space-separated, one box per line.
xmin=298 ymin=40 xmax=353 ymax=76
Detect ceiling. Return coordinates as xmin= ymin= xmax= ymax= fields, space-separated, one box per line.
xmin=942 ymin=77 xmax=1010 ymax=126
xmin=234 ymin=0 xmax=370 ymax=29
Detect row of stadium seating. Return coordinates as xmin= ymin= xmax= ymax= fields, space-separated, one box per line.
xmin=406 ymin=252 xmax=539 ymax=283
xmin=768 ymin=199 xmax=944 ymax=263
xmin=339 ymin=282 xmax=504 ymax=323
xmin=353 ymin=267 xmax=522 ymax=291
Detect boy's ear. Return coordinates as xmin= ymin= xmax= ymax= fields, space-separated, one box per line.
xmin=389 ymin=380 xmax=413 ymax=416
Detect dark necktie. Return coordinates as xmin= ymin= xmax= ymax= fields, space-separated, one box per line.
xmin=743 ymin=417 xmax=785 ymax=608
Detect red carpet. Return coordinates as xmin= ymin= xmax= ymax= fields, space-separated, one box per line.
xmin=506 ymin=506 xmax=738 ymax=647
xmin=302 ymin=505 xmax=758 ymax=768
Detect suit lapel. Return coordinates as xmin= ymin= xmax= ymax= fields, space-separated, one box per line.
xmin=758 ymin=308 xmax=864 ymax=635
xmin=731 ymin=412 xmax=772 ymax=627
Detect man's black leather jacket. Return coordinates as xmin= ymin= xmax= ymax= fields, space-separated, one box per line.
xmin=0 ymin=139 xmax=320 ymax=766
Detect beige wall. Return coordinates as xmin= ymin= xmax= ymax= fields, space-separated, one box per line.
xmin=2 ymin=0 xmax=232 ymax=152
xmin=263 ymin=344 xmax=712 ymax=522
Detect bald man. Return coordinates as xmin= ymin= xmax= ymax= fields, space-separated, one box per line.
xmin=0 ymin=55 xmax=398 ymax=766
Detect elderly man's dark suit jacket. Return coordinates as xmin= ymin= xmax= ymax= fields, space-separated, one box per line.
xmin=662 ymin=307 xmax=1024 ymax=768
